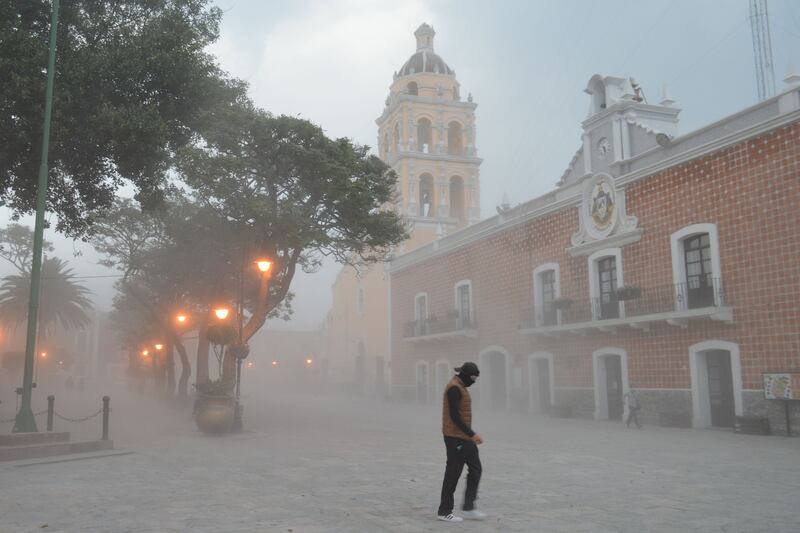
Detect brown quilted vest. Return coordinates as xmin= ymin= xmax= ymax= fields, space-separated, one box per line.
xmin=442 ymin=376 xmax=472 ymax=439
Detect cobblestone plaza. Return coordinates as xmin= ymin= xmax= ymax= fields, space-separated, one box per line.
xmin=2 ymin=390 xmax=798 ymax=532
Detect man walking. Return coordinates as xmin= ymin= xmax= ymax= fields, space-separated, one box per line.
xmin=437 ymin=362 xmax=486 ymax=523
xmin=624 ymin=385 xmax=642 ymax=429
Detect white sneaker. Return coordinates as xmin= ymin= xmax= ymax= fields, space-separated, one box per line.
xmin=437 ymin=513 xmax=464 ymax=523
xmin=461 ymin=509 xmax=487 ymax=520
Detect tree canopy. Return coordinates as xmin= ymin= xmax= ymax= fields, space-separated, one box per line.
xmin=0 ymin=0 xmax=245 ymax=236
xmin=177 ymin=108 xmax=408 ymax=341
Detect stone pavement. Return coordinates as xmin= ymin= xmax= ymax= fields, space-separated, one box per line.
xmin=1 ymin=389 xmax=798 ymax=533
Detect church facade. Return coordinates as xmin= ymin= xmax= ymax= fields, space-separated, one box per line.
xmin=321 ymin=24 xmax=482 ymax=394
xmin=388 ymin=73 xmax=800 ymax=434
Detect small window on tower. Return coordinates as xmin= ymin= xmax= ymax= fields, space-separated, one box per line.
xmin=407 ymin=82 xmax=418 ymax=96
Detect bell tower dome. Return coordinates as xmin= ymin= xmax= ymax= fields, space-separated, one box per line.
xmin=376 ymin=24 xmax=482 ymax=248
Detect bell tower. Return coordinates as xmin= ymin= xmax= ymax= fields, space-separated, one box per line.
xmin=376 ymin=24 xmax=482 ymax=249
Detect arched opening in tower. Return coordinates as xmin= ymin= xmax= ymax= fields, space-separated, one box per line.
xmin=417 ymin=118 xmax=432 ymax=153
xmin=449 ymin=176 xmax=465 ymax=222
xmin=447 ymin=121 xmax=463 ymax=155
xmin=419 ymin=173 xmax=435 ymax=217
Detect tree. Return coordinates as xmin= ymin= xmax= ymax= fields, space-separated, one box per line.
xmin=0 ymin=224 xmax=54 ymax=273
xmin=177 ymin=108 xmax=408 ymax=373
xmin=0 ymin=0 xmax=246 ymax=236
xmin=0 ymin=256 xmax=93 ymax=336
xmin=90 ymin=196 xmax=294 ymax=395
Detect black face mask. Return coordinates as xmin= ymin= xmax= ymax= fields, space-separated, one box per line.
xmin=459 ymin=373 xmax=478 ymax=387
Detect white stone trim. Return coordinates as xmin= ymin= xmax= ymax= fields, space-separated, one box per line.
xmin=670 ymin=223 xmax=722 ymax=310
xmin=533 ymin=263 xmax=561 ymax=326
xmin=528 ymin=352 xmax=556 ymax=412
xmin=591 ymin=347 xmax=630 ymax=420
xmin=587 ymin=248 xmax=625 ymax=320
xmin=688 ymin=340 xmax=743 ymax=428
xmin=453 ymin=279 xmax=473 ymax=323
xmin=415 ymin=360 xmax=431 ymax=405
xmin=478 ymin=345 xmax=512 ymax=410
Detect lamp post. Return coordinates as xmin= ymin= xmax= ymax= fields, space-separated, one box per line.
xmin=229 ymin=258 xmax=272 ymax=432
xmin=14 ymin=0 xmax=60 ymax=433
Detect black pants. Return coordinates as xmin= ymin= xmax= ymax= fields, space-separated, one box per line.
xmin=626 ymin=406 xmax=641 ymax=428
xmin=438 ymin=436 xmax=482 ymax=515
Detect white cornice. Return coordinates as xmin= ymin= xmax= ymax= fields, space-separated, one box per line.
xmin=617 ymin=107 xmax=800 ymax=186
xmin=389 ymin=93 xmax=800 ymax=275
xmin=393 ymin=152 xmax=483 ymax=165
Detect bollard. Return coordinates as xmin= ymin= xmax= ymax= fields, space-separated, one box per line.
xmin=102 ymin=396 xmax=110 ymax=441
xmin=47 ymin=395 xmax=55 ymax=432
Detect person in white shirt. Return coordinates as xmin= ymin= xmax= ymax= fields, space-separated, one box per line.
xmin=624 ymin=386 xmax=642 ymax=429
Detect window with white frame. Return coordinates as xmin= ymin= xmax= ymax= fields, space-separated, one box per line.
xmin=670 ymin=223 xmax=722 ymax=309
xmin=533 ymin=263 xmax=561 ymax=326
xmin=454 ymin=280 xmax=473 ymax=329
xmin=588 ymin=249 xmax=624 ymax=320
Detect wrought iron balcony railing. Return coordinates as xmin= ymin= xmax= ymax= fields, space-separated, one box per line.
xmin=403 ymin=311 xmax=477 ymax=340
xmin=520 ymin=277 xmax=727 ymax=330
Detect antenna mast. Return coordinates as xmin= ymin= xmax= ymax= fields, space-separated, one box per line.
xmin=749 ymin=0 xmax=776 ymax=100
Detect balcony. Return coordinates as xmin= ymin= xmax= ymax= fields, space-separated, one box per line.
xmin=403 ymin=312 xmax=478 ymax=343
xmin=520 ymin=278 xmax=732 ymax=336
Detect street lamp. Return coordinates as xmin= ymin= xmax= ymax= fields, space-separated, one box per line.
xmin=256 ymin=260 xmax=272 ymax=273
xmin=175 ymin=313 xmax=188 ymax=324
xmin=214 ymin=307 xmax=230 ymax=320
xmin=228 ymin=256 xmax=273 ymax=433
xmin=305 ymin=357 xmax=313 ymax=366
xmin=154 ymin=343 xmax=164 ymax=351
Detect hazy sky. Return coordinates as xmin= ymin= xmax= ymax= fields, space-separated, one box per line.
xmin=4 ymin=0 xmax=799 ymax=330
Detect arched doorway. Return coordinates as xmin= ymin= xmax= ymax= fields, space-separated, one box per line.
xmin=416 ymin=360 xmax=430 ymax=404
xmin=355 ymin=341 xmax=366 ymax=395
xmin=592 ymin=348 xmax=629 ymax=420
xmin=478 ymin=347 xmax=510 ymax=410
xmin=528 ymin=353 xmax=554 ymax=414
xmin=449 ymin=176 xmax=465 ymax=222
xmin=689 ymin=341 xmax=742 ymax=428
xmin=435 ymin=359 xmax=450 ymax=398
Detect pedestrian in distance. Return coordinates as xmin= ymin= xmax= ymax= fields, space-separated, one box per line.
xmin=624 ymin=385 xmax=642 ymax=429
xmin=437 ymin=362 xmax=486 ymax=523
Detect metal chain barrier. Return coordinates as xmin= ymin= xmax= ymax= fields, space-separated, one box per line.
xmin=53 ymin=408 xmax=103 ymax=423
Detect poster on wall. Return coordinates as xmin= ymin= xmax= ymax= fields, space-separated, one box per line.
xmin=763 ymin=373 xmax=800 ymax=400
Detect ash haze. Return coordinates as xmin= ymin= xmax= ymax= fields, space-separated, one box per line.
xmin=3 ymin=0 xmax=799 ymax=329
xmin=2 ymin=2 xmax=800 ymax=529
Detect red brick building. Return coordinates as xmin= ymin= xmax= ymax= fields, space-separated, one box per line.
xmin=388 ymin=74 xmax=800 ymax=434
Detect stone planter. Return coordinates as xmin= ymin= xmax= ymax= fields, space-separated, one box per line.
xmin=194 ymin=396 xmax=235 ymax=434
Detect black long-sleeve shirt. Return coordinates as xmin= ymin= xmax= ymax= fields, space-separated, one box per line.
xmin=446 ymin=385 xmax=475 ymax=438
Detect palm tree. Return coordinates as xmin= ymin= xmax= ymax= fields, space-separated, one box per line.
xmin=0 ymin=257 xmax=93 ymax=335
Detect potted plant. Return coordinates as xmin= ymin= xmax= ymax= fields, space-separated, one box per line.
xmin=551 ymin=297 xmax=574 ymax=310
xmin=615 ymin=285 xmax=642 ymax=301
xmin=193 ymin=378 xmax=236 ymax=434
